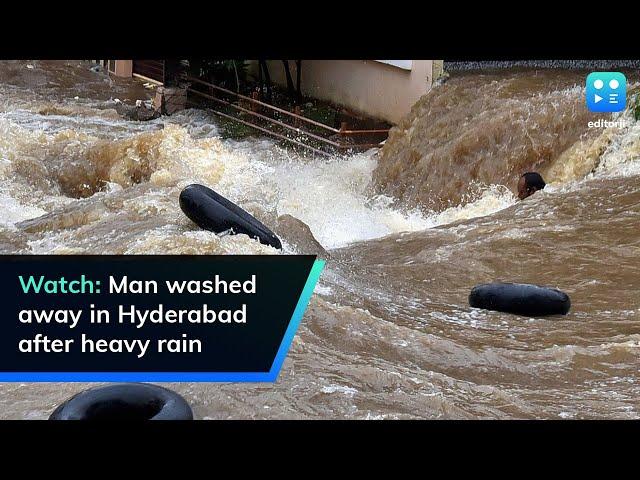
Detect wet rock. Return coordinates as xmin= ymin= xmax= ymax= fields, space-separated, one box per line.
xmin=275 ymin=214 xmax=329 ymax=259
xmin=115 ymin=102 xmax=160 ymax=121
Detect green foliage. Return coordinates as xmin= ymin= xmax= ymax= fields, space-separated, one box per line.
xmin=187 ymin=59 xmax=248 ymax=92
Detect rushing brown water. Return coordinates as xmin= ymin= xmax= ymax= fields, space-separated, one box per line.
xmin=1 ymin=60 xmax=639 ymax=419
xmin=375 ymin=69 xmax=640 ymax=211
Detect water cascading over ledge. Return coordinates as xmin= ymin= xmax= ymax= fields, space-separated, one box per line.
xmin=373 ymin=69 xmax=613 ymax=211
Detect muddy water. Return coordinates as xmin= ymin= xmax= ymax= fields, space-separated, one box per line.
xmin=0 ymin=61 xmax=639 ymax=419
xmin=374 ymin=69 xmax=640 ymax=211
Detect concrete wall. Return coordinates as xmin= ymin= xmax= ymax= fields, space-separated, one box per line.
xmin=93 ymin=60 xmax=133 ymax=77
xmin=253 ymin=60 xmax=437 ymax=124
xmin=113 ymin=60 xmax=132 ymax=78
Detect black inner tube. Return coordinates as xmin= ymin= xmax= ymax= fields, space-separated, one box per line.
xmin=83 ymin=398 xmax=164 ymax=420
xmin=179 ymin=184 xmax=282 ymax=250
xmin=49 ymin=383 xmax=193 ymax=421
xmin=469 ymin=282 xmax=571 ymax=317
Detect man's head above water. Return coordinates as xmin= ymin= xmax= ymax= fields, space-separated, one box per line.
xmin=517 ymin=172 xmax=546 ymax=200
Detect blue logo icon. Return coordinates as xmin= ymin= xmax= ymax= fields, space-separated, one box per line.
xmin=586 ymin=72 xmax=626 ymax=112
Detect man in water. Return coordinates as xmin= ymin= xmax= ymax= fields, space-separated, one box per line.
xmin=517 ymin=172 xmax=546 ymax=200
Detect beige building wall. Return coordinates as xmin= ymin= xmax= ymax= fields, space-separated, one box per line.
xmin=113 ymin=60 xmax=133 ymax=77
xmin=92 ymin=60 xmax=133 ymax=77
xmin=257 ymin=60 xmax=437 ymax=124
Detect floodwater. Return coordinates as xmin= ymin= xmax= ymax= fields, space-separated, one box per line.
xmin=0 ymin=60 xmax=639 ymax=419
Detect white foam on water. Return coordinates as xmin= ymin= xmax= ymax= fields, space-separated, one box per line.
xmin=4 ymin=83 xmax=635 ymax=256
xmin=313 ymin=284 xmax=333 ymax=296
xmin=0 ymin=192 xmax=47 ymax=226
xmin=267 ymin=151 xmax=517 ymax=249
xmin=268 ymin=151 xmax=430 ymax=248
xmin=321 ymin=384 xmax=358 ymax=397
xmin=425 ymin=184 xmax=516 ymax=227
xmin=0 ymin=93 xmax=522 ymax=253
xmin=591 ymin=119 xmax=640 ymax=178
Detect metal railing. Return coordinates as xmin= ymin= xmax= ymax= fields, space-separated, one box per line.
xmin=182 ymin=75 xmax=389 ymax=156
xmin=133 ymin=60 xmax=165 ymax=84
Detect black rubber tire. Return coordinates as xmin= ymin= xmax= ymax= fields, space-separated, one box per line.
xmin=469 ymin=282 xmax=571 ymax=316
xmin=179 ymin=184 xmax=282 ymax=249
xmin=49 ymin=383 xmax=193 ymax=420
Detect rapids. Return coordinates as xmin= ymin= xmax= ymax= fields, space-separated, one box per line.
xmin=0 ymin=61 xmax=639 ymax=419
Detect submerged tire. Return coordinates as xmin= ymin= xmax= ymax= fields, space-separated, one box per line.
xmin=469 ymin=282 xmax=571 ymax=317
xmin=179 ymin=184 xmax=282 ymax=250
xmin=49 ymin=383 xmax=193 ymax=420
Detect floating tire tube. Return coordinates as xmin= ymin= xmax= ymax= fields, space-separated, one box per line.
xmin=49 ymin=383 xmax=193 ymax=420
xmin=469 ymin=282 xmax=571 ymax=317
xmin=179 ymin=184 xmax=282 ymax=250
